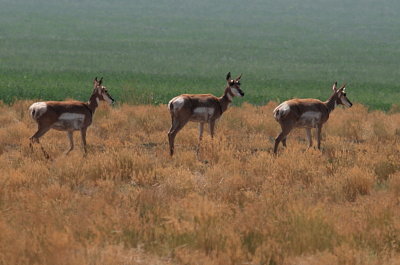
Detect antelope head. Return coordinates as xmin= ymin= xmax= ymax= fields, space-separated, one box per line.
xmin=332 ymin=82 xmax=352 ymax=108
xmin=93 ymin=77 xmax=115 ymax=104
xmin=226 ymin=72 xmax=244 ymax=98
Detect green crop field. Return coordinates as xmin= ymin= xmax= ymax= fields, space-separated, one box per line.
xmin=0 ymin=0 xmax=400 ymax=109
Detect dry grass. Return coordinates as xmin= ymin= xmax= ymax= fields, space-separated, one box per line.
xmin=1 ymin=100 xmax=400 ymax=265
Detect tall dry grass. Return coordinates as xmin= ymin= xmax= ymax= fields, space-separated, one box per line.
xmin=1 ymin=100 xmax=400 ymax=265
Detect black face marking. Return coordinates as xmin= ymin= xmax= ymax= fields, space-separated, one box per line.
xmin=107 ymin=92 xmax=115 ymax=102
xmin=102 ymin=87 xmax=115 ymax=102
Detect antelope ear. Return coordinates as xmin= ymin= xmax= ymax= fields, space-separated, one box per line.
xmin=332 ymin=82 xmax=338 ymax=92
xmin=226 ymin=72 xmax=231 ymax=81
xmin=236 ymin=73 xmax=242 ymax=81
xmin=99 ymin=77 xmax=103 ymax=85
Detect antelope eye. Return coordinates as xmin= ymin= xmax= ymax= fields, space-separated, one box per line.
xmin=343 ymin=93 xmax=346 ymax=96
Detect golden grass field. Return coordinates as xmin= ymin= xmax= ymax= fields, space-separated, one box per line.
xmin=1 ymin=100 xmax=400 ymax=265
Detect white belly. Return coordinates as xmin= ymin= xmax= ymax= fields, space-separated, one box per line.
xmin=52 ymin=113 xmax=85 ymax=131
xmin=190 ymin=107 xmax=215 ymax=122
xmin=297 ymin=111 xmax=322 ymax=128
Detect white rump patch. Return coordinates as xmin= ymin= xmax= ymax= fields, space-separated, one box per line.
xmin=29 ymin=102 xmax=47 ymax=120
xmin=168 ymin=96 xmax=185 ymax=112
xmin=273 ymin=102 xmax=290 ymax=120
xmin=279 ymin=102 xmax=290 ymax=112
xmin=52 ymin=113 xmax=85 ymax=130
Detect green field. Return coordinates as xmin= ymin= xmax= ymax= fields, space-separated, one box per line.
xmin=1 ymin=0 xmax=400 ymax=109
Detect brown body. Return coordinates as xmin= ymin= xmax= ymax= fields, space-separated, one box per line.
xmin=273 ymin=82 xmax=352 ymax=153
xmin=170 ymin=94 xmax=227 ymax=122
xmin=31 ymin=101 xmax=94 ymax=130
xmin=29 ymin=78 xmax=115 ymax=157
xmin=167 ymin=72 xmax=244 ymax=156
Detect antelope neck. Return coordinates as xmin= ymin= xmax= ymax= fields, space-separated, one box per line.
xmin=219 ymin=88 xmax=233 ymax=114
xmin=87 ymin=94 xmax=99 ymax=114
xmin=324 ymin=93 xmax=338 ymax=113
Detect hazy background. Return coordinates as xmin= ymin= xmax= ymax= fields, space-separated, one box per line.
xmin=0 ymin=0 xmax=399 ymax=109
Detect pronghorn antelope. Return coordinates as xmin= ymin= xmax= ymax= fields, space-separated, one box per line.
xmin=167 ymin=72 xmax=244 ymax=156
xmin=29 ymin=77 xmax=115 ymax=157
xmin=273 ymin=82 xmax=352 ymax=153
